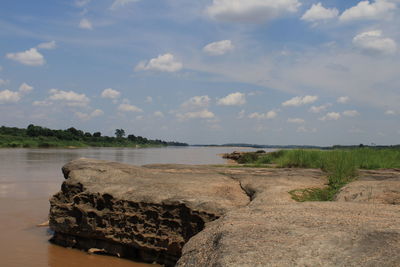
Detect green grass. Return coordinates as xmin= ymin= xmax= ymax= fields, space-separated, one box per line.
xmin=236 ymin=148 xmax=400 ymax=201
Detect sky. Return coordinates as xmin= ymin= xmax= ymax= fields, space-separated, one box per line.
xmin=0 ymin=0 xmax=399 ymax=146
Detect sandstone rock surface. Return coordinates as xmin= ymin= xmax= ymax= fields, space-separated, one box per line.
xmin=49 ymin=158 xmax=249 ymax=266
xmin=335 ymin=169 xmax=400 ymax=204
xmin=50 ymin=159 xmax=400 ymax=267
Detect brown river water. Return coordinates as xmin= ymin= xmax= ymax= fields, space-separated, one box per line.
xmin=0 ymin=147 xmax=258 ymax=267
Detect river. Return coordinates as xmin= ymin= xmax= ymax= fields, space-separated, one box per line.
xmin=0 ymin=146 xmax=259 ymax=267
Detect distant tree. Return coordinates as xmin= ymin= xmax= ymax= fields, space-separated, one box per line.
xmin=93 ymin=132 xmax=101 ymax=137
xmin=115 ymin=129 xmax=125 ymax=138
xmin=127 ymin=134 xmax=137 ymax=142
xmin=84 ymin=132 xmax=92 ymax=138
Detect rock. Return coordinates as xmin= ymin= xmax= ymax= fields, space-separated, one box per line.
xmin=50 ymin=159 xmax=400 ymax=267
xmin=177 ymin=202 xmax=400 ymax=267
xmin=335 ymin=169 xmax=400 ymax=204
xmin=177 ymin=168 xmax=400 ymax=267
xmin=49 ymin=158 xmax=249 ymax=266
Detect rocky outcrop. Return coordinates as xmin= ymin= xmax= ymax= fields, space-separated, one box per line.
xmin=50 ymin=159 xmax=400 ymax=267
xmin=335 ymin=169 xmax=400 ymax=204
xmin=177 ymin=167 xmax=400 ymax=267
xmin=49 ymin=159 xmax=249 ymax=266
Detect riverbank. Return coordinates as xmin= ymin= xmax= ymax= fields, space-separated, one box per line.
xmin=0 ymin=125 xmax=188 ymax=148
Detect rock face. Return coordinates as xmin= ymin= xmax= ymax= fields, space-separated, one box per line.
xmin=50 ymin=159 xmax=400 ymax=267
xmin=49 ymin=159 xmax=249 ymax=266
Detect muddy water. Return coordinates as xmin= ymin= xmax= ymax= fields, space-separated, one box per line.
xmin=0 ymin=147 xmax=257 ymax=267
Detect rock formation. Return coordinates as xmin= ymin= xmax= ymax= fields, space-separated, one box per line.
xmin=49 ymin=159 xmax=249 ymax=266
xmin=49 ymin=159 xmax=400 ymax=266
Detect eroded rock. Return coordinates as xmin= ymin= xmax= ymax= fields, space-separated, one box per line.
xmin=49 ymin=158 xmax=249 ymax=266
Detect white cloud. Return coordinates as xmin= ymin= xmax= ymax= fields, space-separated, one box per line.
xmin=118 ymin=103 xmax=143 ymax=112
xmin=320 ymin=112 xmax=341 ymax=121
xmin=206 ymin=0 xmax=301 ymax=23
xmin=79 ymin=18 xmax=93 ymax=30
xmin=337 ymin=96 xmax=350 ymax=104
xmin=343 ymin=110 xmax=360 ymax=117
xmin=135 ymin=53 xmax=183 ymax=72
xmin=75 ymin=109 xmax=104 ymax=120
xmin=177 ymin=109 xmax=215 ymax=120
xmin=287 ymin=118 xmax=305 ymax=124
xmin=301 ymin=3 xmax=339 ymax=22
xmin=19 ymin=83 xmax=33 ymax=93
xmin=282 ymin=95 xmax=318 ymax=107
xmin=154 ymin=111 xmax=164 ymax=118
xmin=217 ymin=92 xmax=246 ymax=106
xmin=182 ymin=95 xmax=210 ymax=109
xmin=248 ymin=110 xmax=277 ymax=119
xmin=75 ymin=0 xmax=91 ymax=7
xmin=352 ymin=30 xmax=397 ymax=55
xmin=0 ymin=89 xmax=20 ymax=103
xmin=145 ymin=96 xmax=153 ymax=103
xmin=37 ymin=41 xmax=56 ymax=50
xmin=340 ymin=0 xmax=397 ymax=21
xmin=111 ymin=0 xmax=140 ymax=10
xmin=309 ymin=103 xmax=331 ymax=113
xmin=101 ymin=88 xmax=120 ymax=99
xmin=6 ymin=48 xmax=45 ymax=66
xmin=385 ymin=110 xmax=396 ymax=115
xmin=48 ymin=89 xmax=90 ymax=106
xmin=203 ymin=40 xmax=234 ymax=56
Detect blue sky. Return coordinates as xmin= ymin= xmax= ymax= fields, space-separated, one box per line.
xmin=0 ymin=0 xmax=399 ymax=145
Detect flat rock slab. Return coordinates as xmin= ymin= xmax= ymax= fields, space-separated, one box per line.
xmin=50 ymin=158 xmax=249 ymax=266
xmin=335 ymin=169 xmax=400 ymax=204
xmin=177 ymin=202 xmax=400 ymax=267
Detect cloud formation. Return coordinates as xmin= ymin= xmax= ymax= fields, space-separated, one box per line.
xmin=111 ymin=0 xmax=140 ymax=10
xmin=101 ymin=88 xmax=120 ymax=99
xmin=6 ymin=48 xmax=45 ymax=66
xmin=206 ymin=0 xmax=301 ymax=23
xmin=248 ymin=110 xmax=277 ymax=119
xmin=301 ymin=3 xmax=339 ymax=22
xmin=309 ymin=104 xmax=331 ymax=113
xmin=19 ymin=83 xmax=34 ymax=93
xmin=118 ymin=103 xmax=143 ymax=112
xmin=343 ymin=110 xmax=360 ymax=117
xmin=48 ymin=89 xmax=90 ymax=106
xmin=0 ymin=89 xmax=21 ymax=103
xmin=75 ymin=109 xmax=104 ymax=120
xmin=176 ymin=109 xmax=215 ymax=120
xmin=79 ymin=18 xmax=93 ymax=30
xmin=217 ymin=92 xmax=246 ymax=106
xmin=337 ymin=96 xmax=350 ymax=104
xmin=203 ymin=40 xmax=234 ymax=56
xmin=282 ymin=95 xmax=318 ymax=107
xmin=287 ymin=118 xmax=305 ymax=124
xmin=340 ymin=0 xmax=397 ymax=21
xmin=353 ymin=30 xmax=397 ymax=54
xmin=182 ymin=95 xmax=210 ymax=109
xmin=37 ymin=41 xmax=56 ymax=50
xmin=135 ymin=53 xmax=183 ymax=72
xmin=320 ymin=112 xmax=341 ymax=121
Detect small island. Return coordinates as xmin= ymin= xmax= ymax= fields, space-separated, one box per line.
xmin=0 ymin=124 xmax=188 ymax=148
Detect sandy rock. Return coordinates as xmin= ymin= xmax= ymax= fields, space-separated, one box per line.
xmin=335 ymin=169 xmax=400 ymax=204
xmin=49 ymin=158 xmax=249 ymax=266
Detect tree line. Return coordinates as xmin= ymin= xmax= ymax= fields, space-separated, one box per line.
xmin=0 ymin=125 xmax=188 ymax=147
